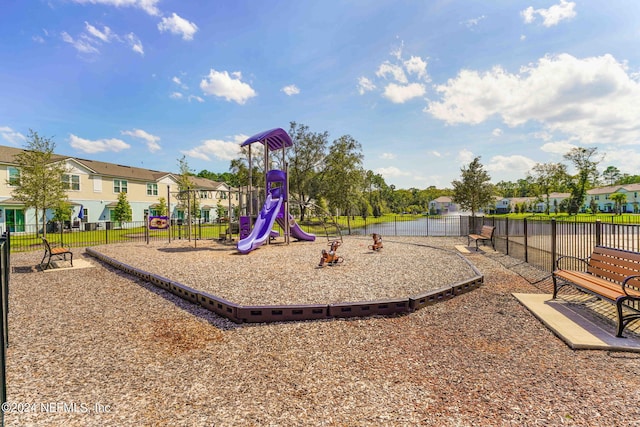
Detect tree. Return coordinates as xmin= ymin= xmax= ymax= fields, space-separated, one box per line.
xmin=610 ymin=192 xmax=627 ymax=215
xmin=529 ymin=162 xmax=567 ymax=215
xmin=321 ymin=135 xmax=364 ymax=233
xmin=451 ymin=157 xmax=494 ymax=219
xmin=11 ymin=130 xmax=68 ymax=237
xmin=176 ymin=156 xmax=199 ymax=219
xmin=602 ymin=166 xmax=621 ymax=186
xmin=155 ymin=196 xmax=168 ymax=216
xmin=564 ymin=147 xmax=600 ymax=215
xmin=51 ymin=200 xmax=72 ymax=223
xmin=113 ymin=191 xmax=132 ymax=224
xmin=287 ymin=122 xmax=329 ymax=221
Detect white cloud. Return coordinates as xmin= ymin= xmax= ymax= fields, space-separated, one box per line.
xmin=70 ymin=0 xmax=161 ymax=16
xmin=463 ymin=15 xmax=486 ymax=28
xmin=382 ymin=82 xmax=425 ymax=103
xmin=540 ymin=140 xmax=577 ymax=155
xmin=363 ymin=43 xmax=430 ymax=103
xmin=121 ymin=128 xmax=161 ymax=152
xmin=282 ymin=84 xmax=300 ymax=96
xmin=492 ymin=128 xmax=503 ymax=137
xmin=169 ymin=92 xmax=183 ymax=99
xmin=200 ymin=69 xmax=257 ymax=104
xmin=32 ymin=35 xmax=45 ymax=43
xmin=69 ymin=134 xmax=130 ymax=153
xmin=599 ymin=148 xmax=640 ymax=175
xmin=61 ymin=31 xmax=99 ymax=54
xmin=457 ymin=148 xmax=475 ymax=164
xmin=357 ymin=77 xmax=376 ymax=95
xmin=125 ymin=33 xmax=144 ymax=55
xmin=0 ymin=126 xmax=26 ymax=145
xmin=431 ymin=150 xmax=442 ymax=157
xmin=521 ymin=0 xmax=576 ymax=27
xmin=404 ymin=56 xmax=429 ymax=80
xmin=380 ymin=153 xmax=396 ymax=160
xmin=84 ymin=22 xmax=112 ymax=42
xmin=188 ymin=95 xmax=204 ymax=103
xmin=158 ymin=13 xmax=198 ymax=40
xmin=486 ymin=154 xmax=537 ymax=174
xmin=182 ymin=135 xmax=246 ymax=161
xmin=426 ymin=53 xmax=640 ymax=146
xmin=374 ymin=166 xmax=412 ymax=179
xmin=376 ymin=62 xmax=407 ymax=84
xmin=172 ymin=76 xmax=187 ymax=89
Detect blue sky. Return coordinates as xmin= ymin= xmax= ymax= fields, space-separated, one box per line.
xmin=2 ymin=1 xmax=640 ymax=189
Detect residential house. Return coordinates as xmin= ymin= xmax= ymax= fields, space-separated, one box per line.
xmin=586 ymin=184 xmax=640 ymax=213
xmin=534 ymin=192 xmax=570 ymax=213
xmin=428 ymin=196 xmax=458 ymax=215
xmin=0 ymin=145 xmax=242 ymax=232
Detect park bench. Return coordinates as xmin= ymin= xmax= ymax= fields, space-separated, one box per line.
xmin=552 ymin=246 xmax=640 ymax=337
xmin=41 ymin=237 xmax=73 ymax=270
xmin=467 ymin=225 xmax=495 ymax=251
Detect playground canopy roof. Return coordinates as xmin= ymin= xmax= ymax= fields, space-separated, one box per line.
xmin=241 ymin=128 xmax=293 ymax=151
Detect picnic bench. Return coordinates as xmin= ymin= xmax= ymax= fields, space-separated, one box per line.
xmin=552 ymin=246 xmax=640 ymax=337
xmin=467 ymin=225 xmax=495 ymax=251
xmin=41 ymin=237 xmax=73 ymax=270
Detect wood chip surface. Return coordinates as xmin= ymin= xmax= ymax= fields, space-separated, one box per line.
xmin=4 ymin=236 xmax=640 ymax=426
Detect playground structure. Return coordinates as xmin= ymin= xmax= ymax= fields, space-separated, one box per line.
xmin=369 ymin=233 xmax=383 ymax=251
xmin=318 ymin=240 xmax=344 ymax=267
xmin=237 ymin=128 xmax=316 ymax=254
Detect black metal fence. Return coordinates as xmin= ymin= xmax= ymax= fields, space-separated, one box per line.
xmin=476 ymin=216 xmax=640 ymax=273
xmin=0 ymin=231 xmax=9 ymax=426
xmin=5 ymin=216 xmax=640 ymax=277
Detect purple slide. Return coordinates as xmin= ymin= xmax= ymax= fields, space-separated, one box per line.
xmin=276 ymin=214 xmax=316 ymax=241
xmin=237 ymin=194 xmax=283 ymax=254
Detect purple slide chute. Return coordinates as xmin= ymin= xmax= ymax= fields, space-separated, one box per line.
xmin=276 ymin=215 xmax=316 ymax=242
xmin=237 ymin=193 xmax=283 ymax=254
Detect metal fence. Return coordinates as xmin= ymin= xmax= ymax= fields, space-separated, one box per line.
xmin=476 ymin=216 xmax=640 ymax=273
xmin=5 ymin=216 xmax=640 ymax=276
xmin=0 ymin=231 xmax=9 ymax=425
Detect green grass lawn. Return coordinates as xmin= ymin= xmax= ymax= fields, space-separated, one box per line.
xmin=489 ymin=212 xmax=640 ymax=224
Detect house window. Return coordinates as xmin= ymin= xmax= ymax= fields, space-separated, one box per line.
xmin=114 ymin=179 xmax=128 ymax=193
xmin=5 ymin=208 xmax=25 ymax=232
xmin=147 ymin=183 xmax=158 ymax=196
xmin=62 ymin=174 xmax=80 ymax=191
xmin=8 ymin=167 xmax=20 ymax=186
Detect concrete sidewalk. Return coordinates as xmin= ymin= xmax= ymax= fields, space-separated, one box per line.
xmin=514 ymin=293 xmax=640 ymax=352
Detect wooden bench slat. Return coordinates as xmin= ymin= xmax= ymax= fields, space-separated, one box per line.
xmin=590 ymin=252 xmax=640 ymax=273
xmin=594 ymin=246 xmax=640 ymax=263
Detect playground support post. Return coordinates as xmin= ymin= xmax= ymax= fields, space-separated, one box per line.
xmin=167 ymin=185 xmax=171 ymax=243
xmin=248 ymin=144 xmax=253 ymax=228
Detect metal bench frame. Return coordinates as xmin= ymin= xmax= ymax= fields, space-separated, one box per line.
xmin=553 ymin=246 xmax=640 ymax=337
xmin=41 ymin=238 xmax=73 ymax=270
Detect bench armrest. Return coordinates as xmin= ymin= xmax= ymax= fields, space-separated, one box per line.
xmin=554 ymin=255 xmax=589 ymax=271
xmin=622 ymin=274 xmax=640 ymax=297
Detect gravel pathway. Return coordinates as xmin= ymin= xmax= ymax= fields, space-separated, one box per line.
xmin=4 ymin=236 xmax=640 ymax=426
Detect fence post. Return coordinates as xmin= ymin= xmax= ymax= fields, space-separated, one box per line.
xmin=551 ymin=218 xmax=557 ymax=271
xmin=523 ymin=217 xmax=528 ymax=263
xmin=505 ymin=216 xmax=509 ymax=255
xmin=595 ymin=219 xmax=601 ymax=247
